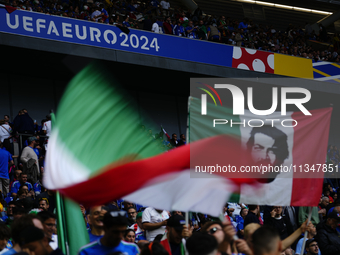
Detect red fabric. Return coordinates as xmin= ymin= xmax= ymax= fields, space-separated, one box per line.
xmin=165 ymin=133 xmax=171 ymax=141
xmin=163 ymin=22 xmax=172 ymax=34
xmin=129 ymin=12 xmax=136 ymax=20
xmin=232 ymin=48 xmax=274 ymax=74
xmin=10 ymin=178 xmax=18 ymax=191
xmin=291 ymin=107 xmax=332 ymax=206
xmin=5 ymin=5 xmax=17 ymax=13
xmin=258 ymin=216 xmax=263 ymax=225
xmin=329 ymin=195 xmax=334 ymax=203
xmin=159 ymin=237 xmax=172 ymax=255
xmin=59 ymin=135 xmax=257 ymax=207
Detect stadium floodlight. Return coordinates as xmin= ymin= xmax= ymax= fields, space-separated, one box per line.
xmin=233 ymin=0 xmax=333 ymax=15
xmin=311 ymin=9 xmax=333 ymax=14
xmin=274 ymin=3 xmax=293 ymax=9
xmin=256 ymin=1 xmax=275 ymax=6
xmin=293 ymin=7 xmax=312 ymax=12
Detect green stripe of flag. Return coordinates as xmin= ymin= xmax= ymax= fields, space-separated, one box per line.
xmin=189 ymin=97 xmax=242 ymax=203
xmin=189 ymin=97 xmax=241 ymax=142
xmin=55 ymin=63 xmax=160 ymax=175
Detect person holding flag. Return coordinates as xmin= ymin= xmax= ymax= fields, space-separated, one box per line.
xmin=78 ymin=210 xmax=139 ymax=255
xmin=158 ymin=215 xmax=191 ymax=255
xmin=133 ymin=212 xmax=146 ymax=243
xmin=142 ymin=207 xmax=169 ymax=242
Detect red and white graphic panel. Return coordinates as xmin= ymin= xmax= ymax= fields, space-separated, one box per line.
xmin=232 ymin=47 xmax=274 ymax=74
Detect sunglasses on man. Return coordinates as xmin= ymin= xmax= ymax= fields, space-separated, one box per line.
xmin=208 ymin=227 xmax=223 ymax=234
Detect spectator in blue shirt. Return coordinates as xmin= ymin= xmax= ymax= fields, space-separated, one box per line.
xmin=127 ymin=2 xmax=136 ymax=12
xmin=150 ymin=0 xmax=159 ymax=7
xmin=87 ymin=205 xmax=107 ymax=243
xmin=295 ymin=224 xmax=320 ymax=255
xmin=238 ymin=18 xmax=248 ymax=30
xmin=178 ymin=134 xmax=186 ymax=146
xmin=11 ymin=173 xmax=33 ymax=199
xmin=185 ymin=20 xmax=197 ymax=39
xmin=134 ymin=212 xmax=146 ymax=242
xmin=100 ymin=4 xmax=109 ymax=23
xmin=123 ymin=15 xmax=131 ymax=27
xmin=79 ymin=210 xmax=140 ymax=255
xmin=0 ymin=142 xmax=13 ymax=198
xmin=173 ymin=19 xmax=185 ymax=36
xmin=237 ymin=207 xmax=248 ymax=238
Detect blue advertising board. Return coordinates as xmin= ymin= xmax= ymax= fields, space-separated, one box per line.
xmin=0 ymin=8 xmax=233 ymax=67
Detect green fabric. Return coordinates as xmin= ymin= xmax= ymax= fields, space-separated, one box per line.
xmin=188 ymin=97 xmax=241 ymax=142
xmin=57 ymin=192 xmax=89 ymax=255
xmin=298 ymin=206 xmax=320 ymax=225
xmin=199 ymin=25 xmax=207 ymax=34
xmin=64 ymin=197 xmax=89 ymax=255
xmin=189 ymin=97 xmax=242 ymax=203
xmin=229 ymin=193 xmax=241 ymax=203
xmin=180 ymin=242 xmax=185 ymax=255
xmin=182 ymin=20 xmax=189 ymax=28
xmin=55 ymin=63 xmax=160 ymax=176
xmin=56 ymin=192 xmax=66 ymax=254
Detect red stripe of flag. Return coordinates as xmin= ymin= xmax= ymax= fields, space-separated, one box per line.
xmin=59 ymin=135 xmax=256 ymax=207
xmin=291 ymin=107 xmax=332 ymax=206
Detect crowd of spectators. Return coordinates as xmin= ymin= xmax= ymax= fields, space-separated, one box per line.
xmin=3 ymin=0 xmax=340 ymax=64
xmin=77 ymin=182 xmax=340 ymax=255
xmin=327 ymin=145 xmax=340 ymax=167
xmin=0 ymin=110 xmax=340 ymax=255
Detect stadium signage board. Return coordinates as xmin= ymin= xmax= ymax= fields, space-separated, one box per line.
xmin=0 ymin=8 xmax=233 ymax=67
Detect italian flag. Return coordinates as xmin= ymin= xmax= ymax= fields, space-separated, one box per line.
xmin=44 ymin=64 xmax=257 ymax=216
xmin=188 ymin=96 xmax=332 ymax=207
xmin=44 ymin=64 xmax=332 ymax=217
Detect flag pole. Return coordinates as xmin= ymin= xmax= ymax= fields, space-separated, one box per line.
xmin=300 ymin=206 xmax=312 ymax=254
xmin=219 ymin=212 xmax=239 ymax=241
xmin=185 ymin=211 xmax=189 ymax=227
xmin=56 ymin=191 xmax=67 ymax=255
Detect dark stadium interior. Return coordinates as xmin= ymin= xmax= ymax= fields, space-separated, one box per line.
xmin=2 ymin=0 xmax=340 ymax=140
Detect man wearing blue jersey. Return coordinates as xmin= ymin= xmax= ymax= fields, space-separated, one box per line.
xmin=87 ymin=205 xmax=107 ymax=243
xmin=11 ymin=173 xmax=33 ymax=198
xmin=78 ymin=210 xmax=140 ymax=255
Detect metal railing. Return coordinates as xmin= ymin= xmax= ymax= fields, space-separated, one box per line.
xmin=17 ymin=133 xmax=48 ymax=153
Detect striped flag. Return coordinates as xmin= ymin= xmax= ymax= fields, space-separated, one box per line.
xmin=44 ymin=64 xmax=258 ymax=217
xmin=47 ymin=114 xmax=89 ymax=255
xmin=45 ymin=63 xmax=330 ymax=218
xmin=188 ymin=96 xmax=332 ymax=206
